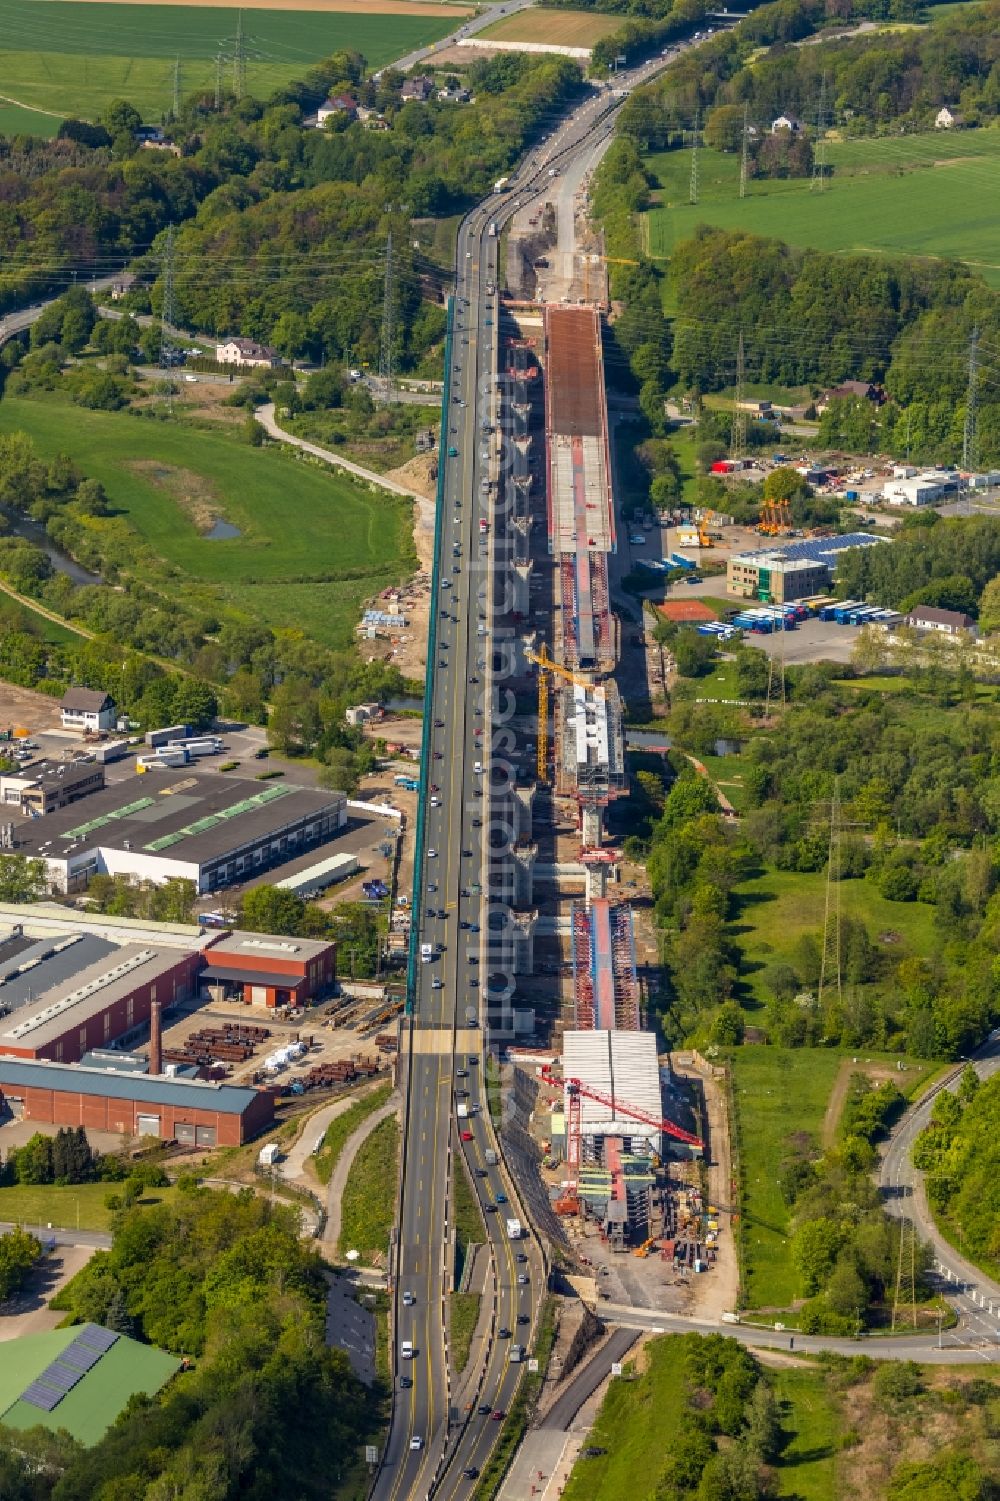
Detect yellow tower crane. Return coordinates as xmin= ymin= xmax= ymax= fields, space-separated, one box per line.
xmin=525 ymin=645 xmax=594 ymax=786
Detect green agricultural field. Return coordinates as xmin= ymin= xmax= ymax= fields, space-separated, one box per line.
xmin=0 ymin=1 xmax=455 ymax=121
xmin=0 ymin=397 xmax=416 ymax=651
xmin=732 ymin=868 xmax=939 ymax=1011
xmin=770 ymin=1366 xmax=839 ymax=1501
xmin=0 ymin=99 xmax=60 ymax=136
xmin=644 ymin=127 xmax=1000 ymax=286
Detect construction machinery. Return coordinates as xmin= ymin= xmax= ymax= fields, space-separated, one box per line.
xmin=541 ymin=1064 xmax=703 ymax=1215
xmin=525 ymin=643 xmax=594 ymax=785
xmin=757 ymin=497 xmax=792 ymax=536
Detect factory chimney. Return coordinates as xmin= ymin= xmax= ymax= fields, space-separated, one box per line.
xmin=149 ymin=999 xmax=162 ymax=1076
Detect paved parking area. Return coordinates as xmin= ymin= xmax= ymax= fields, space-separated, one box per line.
xmin=745 ymin=618 xmax=860 ymax=665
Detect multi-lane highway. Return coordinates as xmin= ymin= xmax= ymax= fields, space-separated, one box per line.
xmin=374 ymin=47 xmax=692 ymax=1501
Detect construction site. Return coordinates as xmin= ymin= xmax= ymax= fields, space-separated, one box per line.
xmin=483 ymin=292 xmax=731 ymax=1307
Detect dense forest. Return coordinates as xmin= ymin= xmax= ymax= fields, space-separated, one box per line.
xmin=913 ymin=1067 xmax=1000 ymax=1276
xmin=589 ymin=0 xmax=1000 ymax=468
xmin=0 ymin=48 xmax=581 ymax=368
xmin=0 ymin=1185 xmax=377 ymax=1500
xmin=669 ymin=227 xmax=1000 ymax=462
xmin=613 ymin=0 xmax=993 ymax=144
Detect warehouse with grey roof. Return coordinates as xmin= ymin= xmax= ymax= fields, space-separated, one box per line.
xmin=11 ymin=771 xmax=347 ymax=894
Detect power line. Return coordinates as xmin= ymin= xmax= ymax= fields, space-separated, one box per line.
xmin=729 ymin=330 xmax=747 ymax=463
xmin=739 ymin=101 xmax=750 ymax=200
xmin=963 ymin=325 xmax=980 ymax=514
xmin=233 ymin=8 xmax=247 ymax=102
xmin=818 ymin=779 xmax=842 ymax=1016
xmin=379 ymin=229 xmax=394 ymax=405
xmin=172 ymin=57 xmax=180 ymax=120
xmin=215 ymin=53 xmax=223 ymax=111
xmin=689 ymin=108 xmax=700 ymax=206
xmin=811 ymin=72 xmax=828 ymax=193
xmin=158 ymin=225 xmax=177 ymax=407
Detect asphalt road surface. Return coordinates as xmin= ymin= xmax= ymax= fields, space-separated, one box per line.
xmin=879 ymin=1029 xmax=1000 ymax=1351
xmin=373 ymin=47 xmax=692 ymax=1501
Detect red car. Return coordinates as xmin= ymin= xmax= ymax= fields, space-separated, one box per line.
xmin=461 ymin=1129 xmax=473 ymax=1141
xmin=491 ymin=1409 xmax=505 ymax=1421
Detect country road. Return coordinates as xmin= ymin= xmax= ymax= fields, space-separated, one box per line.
xmin=879 ymin=1027 xmax=1000 ymax=1345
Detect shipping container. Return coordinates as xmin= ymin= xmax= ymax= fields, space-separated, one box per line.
xmin=144 ymin=723 xmax=191 ymax=748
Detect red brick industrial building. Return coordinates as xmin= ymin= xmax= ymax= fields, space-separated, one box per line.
xmin=0 ymin=934 xmax=203 ymax=1066
xmin=0 ymin=1058 xmax=273 ymax=1147
xmin=201 ymin=931 xmax=336 ymax=1009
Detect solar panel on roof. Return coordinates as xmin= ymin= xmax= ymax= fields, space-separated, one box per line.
xmin=22 ymin=1383 xmax=63 ymax=1412
xmin=60 ymin=1343 xmax=101 ymax=1373
xmin=77 ymin=1324 xmax=119 ymax=1353
xmin=38 ymin=1364 xmax=79 ymax=1392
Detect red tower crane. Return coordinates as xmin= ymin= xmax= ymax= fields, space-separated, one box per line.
xmin=541 ymin=1066 xmax=703 ymax=1214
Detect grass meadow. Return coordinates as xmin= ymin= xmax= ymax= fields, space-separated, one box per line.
xmin=481 ymin=8 xmax=622 ymax=46
xmin=644 ymin=126 xmax=1000 ymax=286
xmin=731 ymin=868 xmax=939 ymax=1011
xmin=731 ymin=1048 xmax=937 ymax=1310
xmin=0 ymin=0 xmax=455 ymax=120
xmin=337 ymin=1111 xmax=400 ymax=1262
xmin=0 ymin=1180 xmax=180 ymax=1232
xmin=0 ymin=396 xmax=416 ymax=651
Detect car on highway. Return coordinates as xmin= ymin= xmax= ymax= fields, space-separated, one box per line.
xmin=448 ymin=445 xmax=459 ymax=456
xmin=517 ymin=1313 xmax=529 ymax=1325
xmin=515 ymin=1252 xmax=527 ymax=1263
xmin=498 ymin=1326 xmax=511 ymax=1338
xmin=427 ymin=848 xmax=438 ymax=858
xmin=484 ymin=1201 xmax=496 ymax=1212
xmin=461 ymin=1129 xmax=473 ymax=1141
xmin=517 ymin=1273 xmax=529 ymax=1285
xmin=475 ymin=1167 xmax=488 ymax=1178
xmin=496 ymin=1192 xmax=507 ymax=1203
xmin=477 ymin=1404 xmax=492 ymax=1416
xmin=403 ymin=1290 xmax=415 ymax=1306
xmin=432 ymin=978 xmax=443 ymax=989
xmin=463 ymin=1469 xmax=479 ymax=1480
xmin=491 ymin=1410 xmax=505 ymax=1421
xmin=410 ymin=1437 xmax=423 ymax=1451
xmin=399 ymin=1375 xmax=412 ymax=1388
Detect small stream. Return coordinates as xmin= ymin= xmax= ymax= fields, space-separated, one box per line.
xmin=10 ymin=515 xmax=102 ymax=586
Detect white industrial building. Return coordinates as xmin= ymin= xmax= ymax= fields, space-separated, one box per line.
xmin=883 ymin=476 xmax=942 ymax=506
xmin=562 ymin=1029 xmax=663 ymax=1157
xmin=12 ymin=772 xmax=347 ymax=895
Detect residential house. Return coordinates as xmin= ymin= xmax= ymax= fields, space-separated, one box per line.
xmin=816 ymin=380 xmax=882 ymax=414
xmin=935 ymin=107 xmax=963 ymax=129
xmin=437 ymin=84 xmax=470 ymax=102
xmin=316 ymin=95 xmax=358 ymax=125
xmin=401 ymin=75 xmax=434 ymax=103
xmin=110 ymin=273 xmax=138 ymax=301
xmin=60 ymin=688 xmax=117 ymax=734
xmin=215 ymin=337 xmax=281 ymax=369
xmin=771 ymin=114 xmax=801 ymax=133
xmin=905 ymin=605 xmax=976 ymax=637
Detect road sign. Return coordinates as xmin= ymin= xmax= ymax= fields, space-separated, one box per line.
xmin=527 ymin=1358 xmax=539 ymax=1373
xmin=365 ymin=1446 xmax=379 ymax=1465
xmin=610 ymin=1362 xmax=623 ymax=1377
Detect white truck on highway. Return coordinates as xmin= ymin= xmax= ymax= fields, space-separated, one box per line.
xmin=493 ymin=176 xmax=509 ymax=193
xmin=506 ymin=1217 xmax=523 ymax=1239
xmin=487 ymin=221 xmax=497 ymax=238
xmin=457 ymin=1102 xmax=469 ymax=1118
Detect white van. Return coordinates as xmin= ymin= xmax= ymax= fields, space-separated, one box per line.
xmin=401 ymin=1340 xmax=414 ymax=1359
xmin=474 ymin=761 xmax=482 ymax=775
xmin=421 ymin=943 xmax=433 ymax=963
